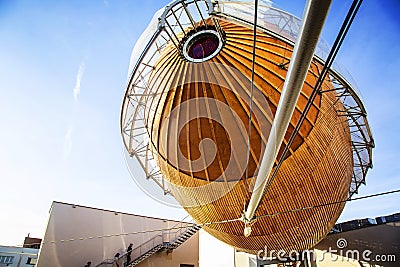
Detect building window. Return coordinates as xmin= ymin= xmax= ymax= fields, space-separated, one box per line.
xmin=26 ymin=257 xmax=37 ymax=265
xmin=0 ymin=256 xmax=14 ymax=264
xmin=180 ymin=264 xmax=194 ymax=267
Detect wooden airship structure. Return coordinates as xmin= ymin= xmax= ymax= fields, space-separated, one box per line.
xmin=121 ymin=0 xmax=374 ymax=254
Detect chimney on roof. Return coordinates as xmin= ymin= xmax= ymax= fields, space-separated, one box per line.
xmin=23 ymin=236 xmax=42 ymax=249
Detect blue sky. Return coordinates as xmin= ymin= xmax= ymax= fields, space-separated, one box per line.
xmin=0 ymin=0 xmax=399 ymax=246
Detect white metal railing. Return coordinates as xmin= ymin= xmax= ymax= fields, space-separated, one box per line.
xmin=95 ymin=216 xmax=200 ymax=267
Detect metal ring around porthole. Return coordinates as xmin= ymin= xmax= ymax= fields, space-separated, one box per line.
xmin=182 ymin=29 xmax=224 ymax=63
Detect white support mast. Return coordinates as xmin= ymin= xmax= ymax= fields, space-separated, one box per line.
xmin=243 ymin=0 xmax=332 ymax=231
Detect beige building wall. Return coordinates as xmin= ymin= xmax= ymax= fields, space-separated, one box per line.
xmin=37 ymin=202 xmax=199 ymax=267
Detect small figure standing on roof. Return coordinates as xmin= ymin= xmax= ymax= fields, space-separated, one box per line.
xmin=126 ymin=243 xmax=133 ymax=266
xmin=113 ymin=253 xmax=120 ymax=267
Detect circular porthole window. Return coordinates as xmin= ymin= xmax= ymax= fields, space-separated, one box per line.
xmin=182 ymin=29 xmax=224 ymax=63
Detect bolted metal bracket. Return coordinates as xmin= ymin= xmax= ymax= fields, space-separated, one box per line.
xmin=242 ymin=212 xmax=256 ymax=237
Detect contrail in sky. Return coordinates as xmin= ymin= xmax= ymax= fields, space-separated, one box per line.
xmin=73 ymin=62 xmax=85 ymax=101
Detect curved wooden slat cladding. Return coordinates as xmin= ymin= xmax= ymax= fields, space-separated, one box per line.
xmin=147 ymin=19 xmax=353 ymax=254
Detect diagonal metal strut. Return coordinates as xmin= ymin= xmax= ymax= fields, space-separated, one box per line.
xmin=243 ymin=0 xmax=333 ymax=226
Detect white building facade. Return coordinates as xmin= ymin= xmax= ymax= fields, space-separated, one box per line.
xmin=0 ymin=246 xmax=38 ymax=267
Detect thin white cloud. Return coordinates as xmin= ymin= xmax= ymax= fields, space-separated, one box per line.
xmin=63 ymin=128 xmax=73 ymax=159
xmin=73 ymin=62 xmax=85 ymax=101
xmin=64 ymin=60 xmax=85 ymax=160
